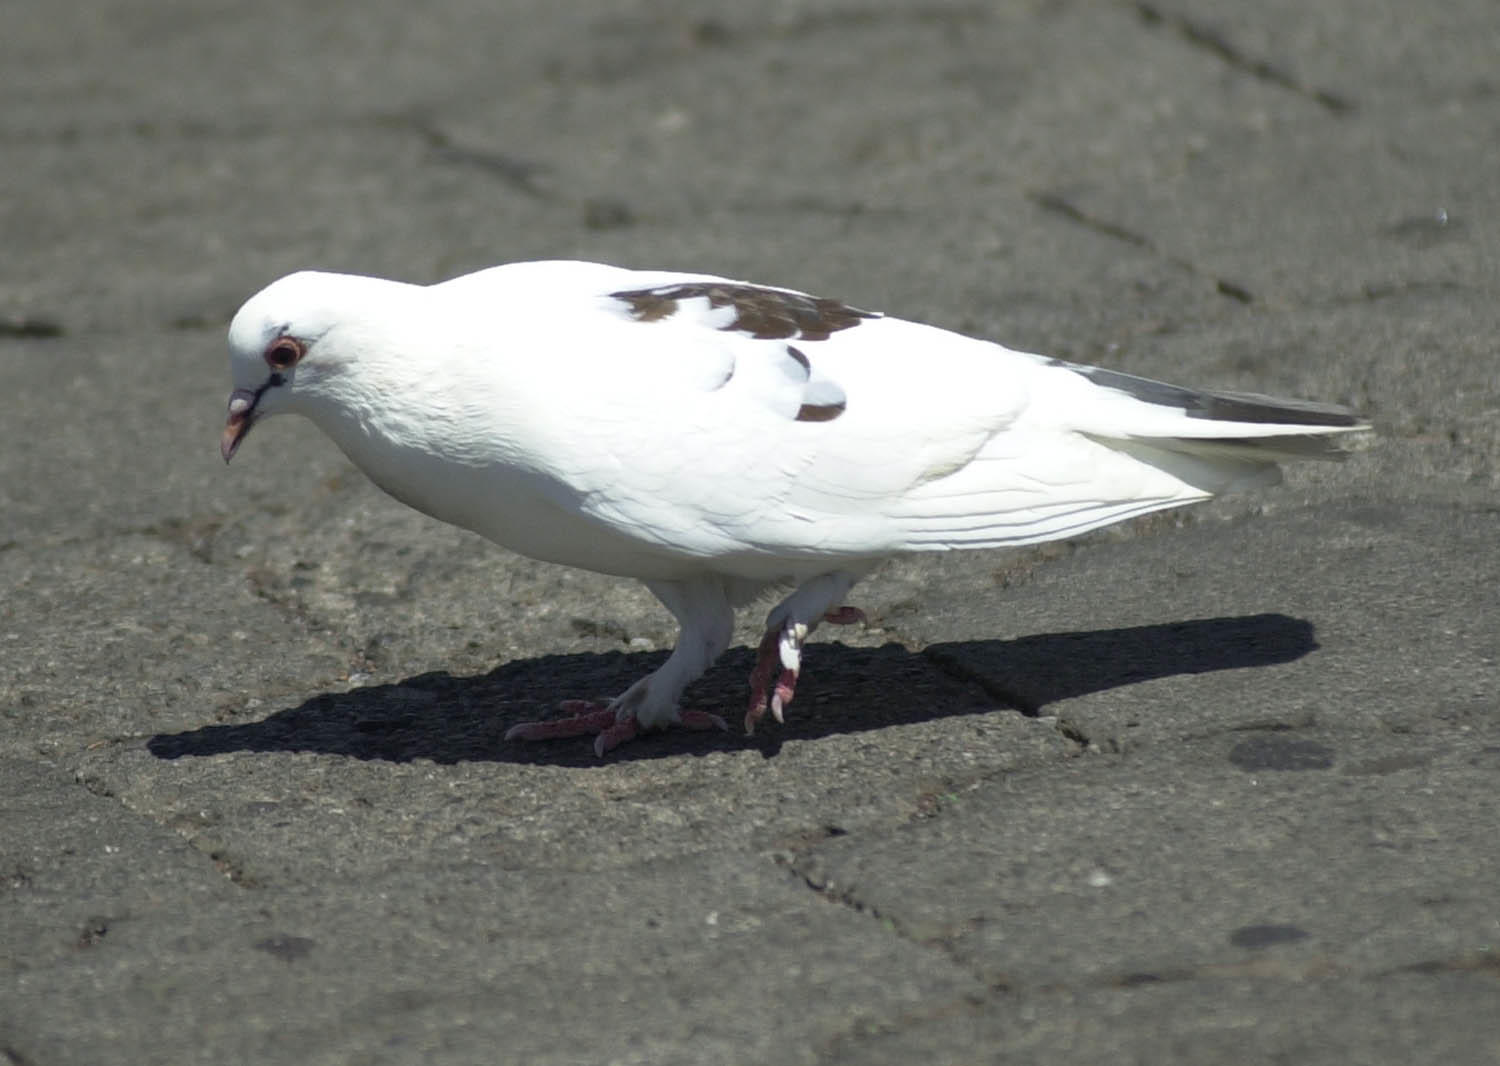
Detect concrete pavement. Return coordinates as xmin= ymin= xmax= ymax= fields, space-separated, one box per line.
xmin=3 ymin=1 xmax=1498 ymax=1062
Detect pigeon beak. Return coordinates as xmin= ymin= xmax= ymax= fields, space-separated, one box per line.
xmin=221 ymin=388 xmax=259 ymax=463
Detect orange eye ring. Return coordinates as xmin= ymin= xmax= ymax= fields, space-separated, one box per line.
xmin=265 ymin=337 xmax=304 ymax=371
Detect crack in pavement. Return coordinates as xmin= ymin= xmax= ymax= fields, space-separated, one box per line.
xmin=1379 ymin=952 xmax=1500 ymax=979
xmin=1026 ymin=189 xmax=1256 ymax=304
xmin=409 ymin=120 xmax=556 ymax=200
xmin=769 ymin=778 xmax=1024 ymax=996
xmin=1132 ymin=2 xmax=1356 ymax=114
xmin=0 ymin=109 xmax=440 ymax=147
xmin=74 ymin=755 xmax=263 ymax=889
xmin=919 ymin=646 xmax=1038 ymax=718
xmin=0 ymin=315 xmax=66 ymax=338
xmin=846 ymin=607 xmax=1096 ymax=751
xmin=916 ymin=645 xmax=1094 ymax=751
xmin=407 ymin=118 xmax=898 ymax=226
xmin=776 ymin=776 xmax=1500 ymax=1002
xmin=577 ymin=4 xmax=994 ymax=89
xmin=821 ymin=948 xmax=1500 ymax=1060
xmin=777 ymin=844 xmax=996 ymax=991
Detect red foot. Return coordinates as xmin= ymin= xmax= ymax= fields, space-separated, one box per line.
xmin=506 ymin=701 xmax=725 ymax=757
xmin=744 ymin=606 xmax=863 ymax=734
xmin=745 ymin=629 xmax=784 ymax=735
xmin=504 ymin=702 xmax=613 ymax=741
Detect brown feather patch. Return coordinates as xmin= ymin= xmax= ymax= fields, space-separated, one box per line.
xmin=613 ymin=282 xmax=877 ymax=340
xmin=795 ymin=400 xmax=846 ymax=422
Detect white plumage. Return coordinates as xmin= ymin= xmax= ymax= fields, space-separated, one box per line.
xmin=222 ymin=260 xmax=1367 ymax=754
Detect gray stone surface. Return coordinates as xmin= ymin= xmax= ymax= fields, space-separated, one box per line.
xmin=3 ymin=1 xmax=1498 ymax=1063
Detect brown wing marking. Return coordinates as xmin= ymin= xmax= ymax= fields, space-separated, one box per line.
xmin=795 ymin=400 xmax=846 ymax=422
xmin=613 ymin=281 xmax=877 ymax=341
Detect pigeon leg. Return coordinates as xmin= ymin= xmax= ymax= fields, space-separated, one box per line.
xmin=505 ymin=576 xmax=735 ymax=756
xmin=744 ymin=574 xmax=864 ymax=734
xmin=745 ymin=628 xmax=785 ymax=734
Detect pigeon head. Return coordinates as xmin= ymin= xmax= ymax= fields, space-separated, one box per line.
xmin=221 ymin=271 xmax=390 ymax=463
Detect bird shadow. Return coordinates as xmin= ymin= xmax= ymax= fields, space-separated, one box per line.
xmin=147 ymin=613 xmax=1317 ymax=768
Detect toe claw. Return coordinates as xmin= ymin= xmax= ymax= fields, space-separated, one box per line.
xmin=680 ymin=710 xmax=727 ymax=732
xmin=594 ymin=717 xmax=639 ymax=757
xmin=771 ymin=668 xmax=798 ymax=724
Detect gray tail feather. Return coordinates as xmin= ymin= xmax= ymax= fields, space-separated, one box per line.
xmin=1064 ymin=363 xmax=1366 ymax=429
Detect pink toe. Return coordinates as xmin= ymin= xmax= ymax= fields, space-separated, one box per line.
xmin=594 ymin=718 xmax=639 ymax=757
xmin=505 ymin=707 xmax=617 ymax=742
xmin=679 ymin=710 xmax=728 ymax=733
xmin=767 ymin=667 xmax=799 ymax=725
xmin=823 ymin=606 xmax=866 ymax=626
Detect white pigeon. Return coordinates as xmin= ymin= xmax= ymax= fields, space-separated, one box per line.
xmin=222 ymin=260 xmax=1367 ymax=755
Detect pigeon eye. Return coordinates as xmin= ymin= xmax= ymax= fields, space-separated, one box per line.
xmin=265 ymin=338 xmax=304 ymax=370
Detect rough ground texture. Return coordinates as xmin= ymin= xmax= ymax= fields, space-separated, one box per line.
xmin=3 ymin=1 xmax=1498 ymax=1063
